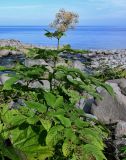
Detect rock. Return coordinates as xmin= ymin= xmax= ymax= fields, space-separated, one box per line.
xmin=0 ymin=50 xmax=22 ymax=57
xmin=76 ymin=98 xmax=85 ymax=110
xmin=85 ymin=113 xmax=98 ymax=120
xmin=114 ymin=138 xmax=126 ymax=160
xmin=29 ymin=80 xmax=50 ymax=90
xmin=0 ymin=50 xmax=10 ymax=57
xmin=87 ymin=49 xmax=126 ymax=70
xmin=9 ymin=99 xmax=26 ymax=109
xmin=40 ymin=80 xmax=50 ymax=90
xmin=0 ymin=74 xmax=10 ymax=85
xmin=84 ymin=98 xmax=94 ymax=114
xmin=91 ymin=79 xmax=126 ymax=124
xmin=24 ymin=59 xmax=48 ymax=67
xmin=115 ymin=121 xmax=126 ymax=137
xmin=73 ymin=60 xmax=85 ymax=71
xmin=118 ymin=78 xmax=126 ymax=95
xmin=0 ymin=39 xmax=23 ymax=47
xmin=91 ymin=61 xmax=99 ymax=68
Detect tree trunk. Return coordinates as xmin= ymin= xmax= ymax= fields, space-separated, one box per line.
xmin=57 ymin=38 xmax=60 ymax=50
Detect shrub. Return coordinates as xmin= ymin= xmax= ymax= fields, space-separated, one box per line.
xmin=0 ymin=53 xmax=113 ymax=159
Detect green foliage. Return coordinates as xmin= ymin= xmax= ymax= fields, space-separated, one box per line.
xmin=94 ymin=65 xmax=126 ymax=81
xmin=0 ymin=52 xmax=113 ymax=159
xmin=60 ymin=47 xmax=90 ymax=54
xmin=0 ymin=46 xmax=18 ymax=51
xmin=26 ymin=48 xmax=58 ymax=59
xmin=26 ymin=47 xmax=89 ymax=60
xmin=44 ymin=30 xmax=65 ymax=49
xmin=120 ymin=146 xmax=126 ymax=160
xmin=62 ymin=44 xmax=71 ymax=50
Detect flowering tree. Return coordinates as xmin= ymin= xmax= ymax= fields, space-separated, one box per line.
xmin=45 ymin=9 xmax=79 ymax=49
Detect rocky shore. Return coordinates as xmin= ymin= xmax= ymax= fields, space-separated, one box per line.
xmin=0 ymin=39 xmax=126 ymax=159
xmin=0 ymin=39 xmax=126 ymax=70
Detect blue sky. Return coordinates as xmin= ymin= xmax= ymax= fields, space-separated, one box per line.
xmin=0 ymin=0 xmax=126 ymax=26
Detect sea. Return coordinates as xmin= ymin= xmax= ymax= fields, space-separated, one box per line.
xmin=0 ymin=26 xmax=126 ymax=49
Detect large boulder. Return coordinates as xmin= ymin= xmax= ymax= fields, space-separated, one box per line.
xmin=91 ymin=79 xmax=126 ymax=124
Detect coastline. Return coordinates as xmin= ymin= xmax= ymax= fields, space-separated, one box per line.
xmin=1 ymin=39 xmax=126 ymax=70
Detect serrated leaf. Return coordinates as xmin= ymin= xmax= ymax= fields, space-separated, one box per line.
xmin=25 ymin=101 xmax=47 ymax=113
xmin=75 ymin=118 xmax=89 ymax=128
xmin=83 ymin=144 xmax=107 ymax=160
xmin=62 ymin=140 xmax=71 ymax=157
xmin=44 ymin=92 xmax=56 ymax=107
xmin=46 ymin=125 xmax=64 ymax=146
xmin=40 ymin=119 xmax=51 ymax=132
xmin=2 ymin=109 xmax=26 ymax=126
xmin=64 ymin=128 xmax=78 ymax=143
xmin=55 ymin=115 xmax=71 ymax=127
xmin=54 ymin=96 xmax=63 ymax=108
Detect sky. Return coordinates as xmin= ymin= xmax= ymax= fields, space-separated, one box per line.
xmin=0 ymin=0 xmax=126 ymax=26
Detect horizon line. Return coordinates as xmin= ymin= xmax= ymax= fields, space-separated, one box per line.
xmin=0 ymin=25 xmax=126 ymax=27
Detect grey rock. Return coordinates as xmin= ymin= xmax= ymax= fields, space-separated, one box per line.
xmin=115 ymin=121 xmax=126 ymax=138
xmin=73 ymin=60 xmax=85 ymax=71
xmin=87 ymin=49 xmax=126 ymax=69
xmin=91 ymin=79 xmax=126 ymax=124
xmin=85 ymin=113 xmax=98 ymax=120
xmin=0 ymin=50 xmax=22 ymax=57
xmin=84 ymin=98 xmax=94 ymax=114
xmin=0 ymin=39 xmax=23 ymax=47
xmin=41 ymin=80 xmax=50 ymax=90
xmin=0 ymin=50 xmax=10 ymax=57
xmin=24 ymin=59 xmax=48 ymax=67
xmin=76 ymin=98 xmax=85 ymax=110
xmin=0 ymin=74 xmax=10 ymax=85
xmin=29 ymin=80 xmax=50 ymax=90
xmin=118 ymin=78 xmax=126 ymax=95
xmin=114 ymin=138 xmax=126 ymax=159
xmin=9 ymin=99 xmax=26 ymax=109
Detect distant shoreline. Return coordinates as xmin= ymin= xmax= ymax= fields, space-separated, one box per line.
xmin=0 ymin=39 xmax=126 ymax=51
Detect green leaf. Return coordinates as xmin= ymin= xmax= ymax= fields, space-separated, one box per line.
xmin=26 ymin=116 xmax=39 ymax=124
xmin=40 ymin=119 xmax=51 ymax=132
xmin=3 ymin=76 xmax=19 ymax=90
xmin=0 ymin=66 xmax=7 ymax=71
xmin=55 ymin=115 xmax=71 ymax=127
xmin=22 ymin=146 xmax=54 ymax=160
xmin=0 ymin=146 xmax=22 ymax=160
xmin=46 ymin=125 xmax=64 ymax=146
xmin=82 ymin=128 xmax=105 ymax=150
xmin=44 ymin=92 xmax=56 ymax=107
xmin=83 ymin=144 xmax=107 ymax=160
xmin=64 ymin=128 xmax=78 ymax=143
xmin=62 ymin=140 xmax=71 ymax=157
xmin=75 ymin=118 xmax=89 ymax=128
xmin=2 ymin=109 xmax=26 ymax=126
xmin=54 ymin=96 xmax=63 ymax=108
xmin=25 ymin=101 xmax=47 ymax=113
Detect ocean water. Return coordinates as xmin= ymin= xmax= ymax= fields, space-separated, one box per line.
xmin=0 ymin=26 xmax=126 ymax=49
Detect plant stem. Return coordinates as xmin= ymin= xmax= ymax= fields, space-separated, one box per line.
xmin=57 ymin=38 xmax=60 ymax=50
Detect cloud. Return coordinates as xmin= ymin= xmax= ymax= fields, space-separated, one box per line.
xmin=0 ymin=4 xmax=45 ymax=10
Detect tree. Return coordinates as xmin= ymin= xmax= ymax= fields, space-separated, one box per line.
xmin=44 ymin=30 xmax=65 ymax=50
xmin=44 ymin=9 xmax=79 ymax=49
xmin=50 ymin=8 xmax=79 ymax=32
